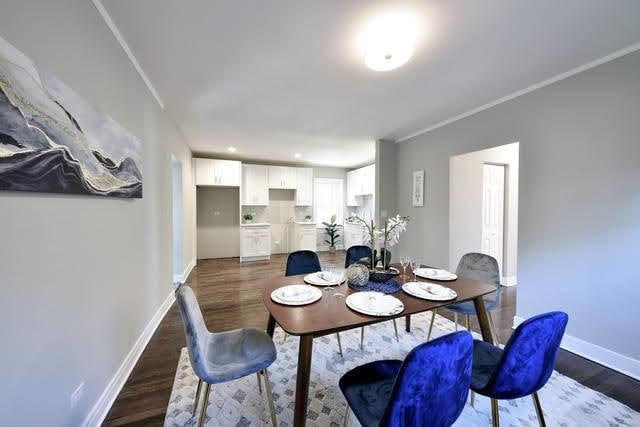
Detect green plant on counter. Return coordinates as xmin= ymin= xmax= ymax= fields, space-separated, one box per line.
xmin=243 ymin=213 xmax=253 ymax=221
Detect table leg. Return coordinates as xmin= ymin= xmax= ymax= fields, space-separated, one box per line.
xmin=405 ymin=315 xmax=411 ymax=332
xmin=473 ymin=296 xmax=495 ymax=344
xmin=294 ymin=334 xmax=313 ymax=426
xmin=266 ymin=313 xmax=276 ymax=338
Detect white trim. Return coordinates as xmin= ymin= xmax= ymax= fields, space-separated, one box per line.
xmin=92 ymin=0 xmax=165 ymax=109
xmin=83 ymin=290 xmax=176 ymax=427
xmin=512 ymin=316 xmax=640 ymax=381
xmin=501 ymin=275 xmax=517 ymax=287
xmin=396 ymin=41 xmax=640 ymax=143
xmin=173 ymin=258 xmax=196 ymax=284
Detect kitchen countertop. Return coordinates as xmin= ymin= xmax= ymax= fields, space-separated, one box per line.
xmin=240 ymin=222 xmax=271 ymax=227
xmin=294 ymin=221 xmax=316 ymax=225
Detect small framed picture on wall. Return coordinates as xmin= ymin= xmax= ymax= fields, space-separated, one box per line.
xmin=412 ymin=170 xmax=424 ymax=207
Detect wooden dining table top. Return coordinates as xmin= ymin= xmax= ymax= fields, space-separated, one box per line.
xmin=260 ymin=264 xmax=497 ymax=337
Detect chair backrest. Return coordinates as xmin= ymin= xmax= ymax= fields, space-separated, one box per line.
xmin=484 ymin=311 xmax=568 ymax=399
xmin=381 ymin=331 xmax=473 ymax=427
xmin=285 ymin=250 xmax=322 ymax=276
xmin=345 ymin=245 xmax=372 ymax=268
xmin=456 ymin=252 xmax=501 ymax=305
xmin=175 ymin=285 xmax=210 ymax=381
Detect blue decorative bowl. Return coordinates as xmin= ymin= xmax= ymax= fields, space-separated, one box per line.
xmin=368 ymin=267 xmax=400 ymax=282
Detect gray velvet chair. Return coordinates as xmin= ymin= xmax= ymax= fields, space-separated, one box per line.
xmin=176 ymin=285 xmax=277 ymax=427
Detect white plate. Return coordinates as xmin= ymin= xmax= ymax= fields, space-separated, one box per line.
xmin=415 ymin=267 xmax=458 ymax=281
xmin=345 ymin=291 xmax=404 ymax=317
xmin=271 ymin=285 xmax=322 ymax=306
xmin=304 ymin=271 xmax=345 ymax=286
xmin=402 ymin=281 xmax=457 ymax=301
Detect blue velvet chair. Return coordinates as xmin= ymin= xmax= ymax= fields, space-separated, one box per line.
xmin=339 ymin=331 xmax=473 ymax=427
xmin=344 ymin=245 xmax=372 ymax=268
xmin=430 ymin=253 xmax=502 ymax=343
xmin=471 ymin=311 xmax=568 ymax=427
xmin=176 ymin=285 xmax=278 ymax=427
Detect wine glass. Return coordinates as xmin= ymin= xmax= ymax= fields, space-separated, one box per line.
xmin=333 ymin=268 xmax=345 ymax=298
xmin=410 ymin=258 xmax=421 ymax=282
xmin=323 ymin=262 xmax=336 ymax=293
xmin=400 ymin=256 xmax=410 ymax=279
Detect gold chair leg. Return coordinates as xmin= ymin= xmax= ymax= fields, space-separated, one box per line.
xmin=257 ymin=372 xmax=262 ymax=394
xmin=198 ymin=383 xmax=211 ymax=427
xmin=487 ymin=311 xmax=500 ymax=345
xmin=283 ymin=332 xmax=288 ymax=342
xmin=192 ymin=378 xmax=203 ymax=417
xmin=532 ymin=392 xmax=546 ymax=427
xmin=263 ymin=369 xmax=277 ymax=427
xmin=491 ymin=398 xmax=499 ymax=427
xmin=427 ymin=309 xmax=436 ymax=341
xmin=454 ymin=312 xmax=458 ymax=331
xmin=360 ymin=327 xmax=365 ymax=350
xmin=343 ymin=405 xmax=350 ymax=427
xmin=336 ymin=332 xmax=343 ymax=357
xmin=470 ymin=390 xmax=475 ymax=407
xmin=392 ymin=319 xmax=399 ymax=341
xmin=466 ymin=314 xmax=471 ymax=331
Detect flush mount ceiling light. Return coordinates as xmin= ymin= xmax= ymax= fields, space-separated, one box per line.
xmin=227 ymin=146 xmax=237 ymax=153
xmin=294 ymin=153 xmax=302 ymax=159
xmin=361 ymin=11 xmax=419 ymax=72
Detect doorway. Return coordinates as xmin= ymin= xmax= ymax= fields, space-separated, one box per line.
xmin=171 ymin=155 xmax=183 ymax=285
xmin=449 ymin=142 xmax=519 ymax=286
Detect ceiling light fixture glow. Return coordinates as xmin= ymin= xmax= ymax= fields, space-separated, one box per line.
xmin=361 ymin=12 xmax=419 ymax=72
xmin=227 ymin=146 xmax=237 ymax=153
xmin=294 ymin=153 xmax=302 ymax=159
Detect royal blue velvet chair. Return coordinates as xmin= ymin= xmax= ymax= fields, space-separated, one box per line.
xmin=344 ymin=245 xmax=372 ymax=268
xmin=176 ymin=285 xmax=278 ymax=427
xmin=432 ymin=253 xmax=502 ymax=343
xmin=471 ymin=311 xmax=568 ymax=427
xmin=339 ymin=331 xmax=473 ymax=427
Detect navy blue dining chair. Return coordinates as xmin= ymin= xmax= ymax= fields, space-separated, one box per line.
xmin=471 ymin=311 xmax=568 ymax=426
xmin=284 ymin=250 xmax=345 ymax=356
xmin=339 ymin=331 xmax=473 ymax=427
xmin=176 ymin=285 xmax=278 ymax=427
xmin=344 ymin=245 xmax=372 ymax=268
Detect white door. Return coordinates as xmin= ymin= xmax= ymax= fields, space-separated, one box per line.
xmin=481 ymin=164 xmax=505 ymax=275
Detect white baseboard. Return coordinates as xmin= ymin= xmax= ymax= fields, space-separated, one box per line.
xmin=173 ymin=258 xmax=196 ymax=284
xmin=83 ymin=290 xmax=176 ymax=426
xmin=501 ymin=275 xmax=517 ymax=287
xmin=513 ymin=315 xmax=640 ymax=381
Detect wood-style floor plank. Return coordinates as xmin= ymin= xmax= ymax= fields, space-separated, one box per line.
xmin=104 ymin=252 xmax=639 ymax=425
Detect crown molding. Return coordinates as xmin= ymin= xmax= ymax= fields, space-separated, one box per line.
xmin=92 ymin=0 xmax=165 ymax=110
xmin=396 ymin=41 xmax=640 ymax=143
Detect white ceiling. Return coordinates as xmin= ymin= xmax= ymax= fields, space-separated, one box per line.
xmin=101 ymin=0 xmax=640 ymax=167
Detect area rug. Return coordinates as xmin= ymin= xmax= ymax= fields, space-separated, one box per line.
xmin=165 ymin=312 xmax=639 ymax=426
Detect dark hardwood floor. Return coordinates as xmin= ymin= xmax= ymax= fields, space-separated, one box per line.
xmin=104 ymin=251 xmax=640 ymax=425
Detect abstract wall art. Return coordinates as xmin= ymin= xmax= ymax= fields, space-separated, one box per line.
xmin=0 ymin=36 xmax=142 ymax=198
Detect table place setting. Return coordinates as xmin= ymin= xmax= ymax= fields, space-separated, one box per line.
xmin=345 ymin=291 xmax=404 ymax=317
xmin=414 ymin=267 xmax=458 ymax=281
xmin=303 ymin=270 xmax=345 ymax=286
xmin=270 ymin=284 xmax=322 ymax=306
xmin=402 ymin=281 xmax=458 ymax=301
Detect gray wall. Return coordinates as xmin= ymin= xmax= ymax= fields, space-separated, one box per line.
xmin=375 ymin=140 xmax=397 ymax=223
xmin=0 ymin=1 xmax=196 ymax=425
xmin=395 ymin=51 xmax=640 ymax=360
xmin=197 ymin=188 xmax=240 ymax=258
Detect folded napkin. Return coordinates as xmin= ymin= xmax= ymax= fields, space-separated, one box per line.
xmin=279 ymin=286 xmax=312 ymax=301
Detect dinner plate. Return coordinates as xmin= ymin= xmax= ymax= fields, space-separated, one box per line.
xmin=415 ymin=267 xmax=458 ymax=281
xmin=345 ymin=291 xmax=404 ymax=317
xmin=271 ymin=285 xmax=322 ymax=306
xmin=304 ymin=271 xmax=345 ymax=286
xmin=402 ymin=281 xmax=457 ymax=301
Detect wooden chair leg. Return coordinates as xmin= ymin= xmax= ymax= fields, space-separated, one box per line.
xmin=263 ymin=369 xmax=278 ymax=427
xmin=491 ymin=398 xmax=499 ymax=427
xmin=427 ymin=309 xmax=436 ymax=341
xmin=198 ymin=383 xmax=211 ymax=427
xmin=360 ymin=327 xmax=365 ymax=350
xmin=336 ymin=332 xmax=343 ymax=357
xmin=192 ymin=378 xmax=202 ymax=416
xmin=256 ymin=372 xmax=262 ymax=394
xmin=392 ymin=319 xmax=399 ymax=341
xmin=283 ymin=332 xmax=288 ymax=342
xmin=532 ymin=392 xmax=546 ymax=427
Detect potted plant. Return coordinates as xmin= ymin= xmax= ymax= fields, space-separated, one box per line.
xmin=243 ymin=213 xmax=253 ymax=224
xmin=304 ymin=215 xmax=312 ymax=222
xmin=322 ymin=214 xmax=342 ymax=253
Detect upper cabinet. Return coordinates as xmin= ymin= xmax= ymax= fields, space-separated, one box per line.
xmin=194 ymin=158 xmax=241 ymax=187
xmin=241 ymin=164 xmax=269 ymax=205
xmin=347 ymin=164 xmax=375 ymax=206
xmin=268 ymin=166 xmax=297 ymax=189
xmin=295 ymin=168 xmax=313 ymax=206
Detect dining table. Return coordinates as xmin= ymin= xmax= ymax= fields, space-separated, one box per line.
xmin=259 ymin=263 xmax=498 ymax=427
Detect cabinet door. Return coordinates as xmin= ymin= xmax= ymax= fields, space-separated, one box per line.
xmin=254 ymin=231 xmax=271 ymax=255
xmin=362 ymin=165 xmax=375 ymax=195
xmin=295 ymin=168 xmax=313 ymax=206
xmin=242 ymin=164 xmax=269 ymax=205
xmin=283 ymin=167 xmax=297 ymax=189
xmin=215 ymin=160 xmax=240 ymax=186
xmin=268 ymin=166 xmax=284 ymax=189
xmin=346 ymin=170 xmax=359 ymax=206
xmin=299 ymin=228 xmax=316 ymax=251
xmin=194 ymin=158 xmax=215 ymax=186
xmin=241 ymin=231 xmax=257 ymax=256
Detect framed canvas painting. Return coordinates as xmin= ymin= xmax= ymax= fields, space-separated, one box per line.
xmin=0 ymin=36 xmax=143 ymax=198
xmin=412 ymin=170 xmax=424 ymax=207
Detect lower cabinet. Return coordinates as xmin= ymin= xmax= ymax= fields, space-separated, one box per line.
xmin=290 ymin=223 xmax=317 ymax=252
xmin=240 ymin=225 xmax=271 ymax=262
xmin=343 ymin=222 xmax=365 ymax=249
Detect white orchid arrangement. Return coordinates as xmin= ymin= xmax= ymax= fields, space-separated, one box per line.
xmin=347 ymin=213 xmax=410 ymax=269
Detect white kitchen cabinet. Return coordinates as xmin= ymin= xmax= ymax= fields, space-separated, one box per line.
xmin=241 ymin=164 xmax=269 ymax=205
xmin=346 ymin=164 xmax=375 ymax=205
xmin=268 ymin=166 xmax=297 ymax=189
xmin=290 ymin=222 xmax=317 ymax=252
xmin=194 ymin=158 xmax=241 ymax=186
xmin=343 ymin=222 xmax=366 ymax=249
xmin=346 ymin=169 xmax=359 ymax=206
xmin=240 ymin=225 xmax=271 ymax=261
xmin=295 ymin=168 xmax=313 ymax=206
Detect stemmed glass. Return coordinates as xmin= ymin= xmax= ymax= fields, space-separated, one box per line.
xmin=410 ymin=258 xmax=421 ymax=282
xmin=323 ymin=262 xmax=336 ymax=293
xmin=400 ymin=256 xmax=410 ymax=279
xmin=333 ymin=268 xmax=345 ymax=298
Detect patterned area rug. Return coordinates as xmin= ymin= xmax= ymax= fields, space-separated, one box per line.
xmin=165 ymin=312 xmax=639 ymax=426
